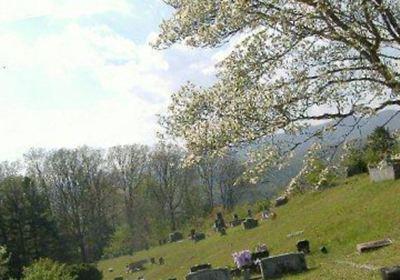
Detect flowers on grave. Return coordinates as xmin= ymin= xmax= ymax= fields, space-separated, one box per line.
xmin=255 ymin=244 xmax=268 ymax=253
xmin=232 ymin=250 xmax=252 ymax=269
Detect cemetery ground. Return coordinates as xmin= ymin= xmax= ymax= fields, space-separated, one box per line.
xmin=98 ymin=174 xmax=400 ymax=279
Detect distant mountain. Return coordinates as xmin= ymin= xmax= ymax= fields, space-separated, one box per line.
xmin=250 ymin=109 xmax=400 ymax=199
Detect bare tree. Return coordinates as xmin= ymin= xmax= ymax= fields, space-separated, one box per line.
xmin=44 ymin=147 xmax=112 ymax=262
xmin=215 ymin=155 xmax=247 ymax=210
xmin=148 ymin=143 xmax=193 ymax=231
xmin=197 ymin=155 xmax=217 ymax=211
xmin=107 ymin=145 xmax=149 ymax=229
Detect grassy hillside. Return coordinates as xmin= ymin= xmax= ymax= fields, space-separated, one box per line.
xmin=98 ymin=175 xmax=400 ymax=279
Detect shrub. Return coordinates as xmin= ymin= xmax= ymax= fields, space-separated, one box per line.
xmin=342 ymin=144 xmax=368 ymax=177
xmin=365 ymin=127 xmax=397 ymax=164
xmin=23 ymin=258 xmax=75 ymax=280
xmin=102 ymin=226 xmax=133 ymax=259
xmin=0 ymin=245 xmax=10 ymax=279
xmin=255 ymin=200 xmax=271 ymax=213
xmin=68 ymin=264 xmax=102 ymax=280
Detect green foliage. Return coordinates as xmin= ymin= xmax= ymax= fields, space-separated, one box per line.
xmin=99 ymin=175 xmax=400 ymax=279
xmin=343 ymin=144 xmax=368 ymax=176
xmin=102 ymin=226 xmax=133 ymax=259
xmin=22 ymin=259 xmax=75 ymax=280
xmin=254 ymin=200 xmax=271 ymax=213
xmin=365 ymin=127 xmax=397 ymax=165
xmin=0 ymin=176 xmax=62 ymax=278
xmin=305 ymin=159 xmax=326 ymax=186
xmin=303 ymin=158 xmax=336 ymax=190
xmin=0 ymin=245 xmax=10 ymax=279
xmin=67 ymin=264 xmax=102 ymax=280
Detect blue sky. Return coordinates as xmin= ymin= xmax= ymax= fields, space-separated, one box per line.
xmin=0 ymin=0 xmax=224 ymax=160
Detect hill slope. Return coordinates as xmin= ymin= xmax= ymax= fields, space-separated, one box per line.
xmin=98 ymin=175 xmax=400 ymax=279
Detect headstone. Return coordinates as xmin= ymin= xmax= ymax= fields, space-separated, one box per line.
xmin=368 ymin=158 xmax=400 ymax=182
xmin=287 ymin=231 xmax=304 ymax=238
xmin=126 ymin=260 xmax=148 ymax=272
xmin=275 ymin=196 xmax=288 ymax=207
xmin=169 ymin=232 xmax=183 ymax=242
xmin=190 ymin=263 xmax=212 ymax=273
xmin=243 ymin=218 xmax=258 ymax=230
xmin=194 ymin=232 xmax=206 ymax=241
xmin=381 ymin=266 xmax=400 ymax=280
xmin=296 ymin=240 xmax=310 ymax=254
xmin=186 ymin=268 xmax=231 ymax=280
xmin=190 ymin=229 xmax=206 ymax=241
xmin=215 ymin=212 xmax=227 ymax=235
xmin=243 ymin=269 xmax=251 ymax=280
xmin=259 ymin=253 xmax=307 ymax=279
xmin=356 ymin=239 xmax=392 ymax=253
xmin=159 ymin=257 xmax=165 ymax=265
xmin=346 ymin=165 xmax=367 ymax=177
xmin=150 ymin=257 xmax=155 ymax=264
xmin=320 ymin=246 xmax=328 ymax=254
xmin=230 ymin=214 xmax=244 ymax=227
xmin=230 ymin=268 xmax=241 ymax=278
xmin=251 ymin=250 xmax=269 ymax=262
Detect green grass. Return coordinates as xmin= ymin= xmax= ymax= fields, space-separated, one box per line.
xmin=98 ymin=175 xmax=400 ymax=279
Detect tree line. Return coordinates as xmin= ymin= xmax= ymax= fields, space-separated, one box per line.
xmin=0 ymin=143 xmax=250 ymax=278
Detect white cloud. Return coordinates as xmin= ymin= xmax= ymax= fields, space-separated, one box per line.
xmin=0 ymin=0 xmax=131 ymax=22
xmin=0 ymin=20 xmax=171 ymax=160
xmin=0 ymin=0 xmax=226 ymax=161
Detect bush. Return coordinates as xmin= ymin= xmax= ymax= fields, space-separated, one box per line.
xmin=255 ymin=200 xmax=271 ymax=213
xmin=68 ymin=264 xmax=102 ymax=280
xmin=23 ymin=258 xmax=75 ymax=280
xmin=0 ymin=245 xmax=10 ymax=279
xmin=343 ymin=145 xmax=368 ymax=177
xmin=102 ymin=226 xmax=133 ymax=259
xmin=365 ymin=126 xmax=397 ymax=164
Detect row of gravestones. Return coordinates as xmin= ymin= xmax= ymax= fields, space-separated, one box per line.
xmin=184 ymin=252 xmax=308 ymax=280
xmin=166 ymin=229 xmax=207 ymax=244
xmin=183 ymin=242 xmax=400 ymax=280
xmin=166 ymin=200 xmax=287 ymax=246
xmin=182 ymin=239 xmax=313 ymax=280
xmin=183 ymin=262 xmax=400 ymax=280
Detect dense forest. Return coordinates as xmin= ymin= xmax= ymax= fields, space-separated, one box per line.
xmin=0 ymin=143 xmax=256 ymax=278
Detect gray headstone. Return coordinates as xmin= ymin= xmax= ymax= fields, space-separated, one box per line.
xmin=368 ymin=159 xmax=400 ymax=182
xmin=296 ymin=240 xmax=310 ymax=254
xmin=356 ymin=238 xmax=392 ymax=253
xmin=243 ymin=218 xmax=258 ymax=230
xmin=190 ymin=263 xmax=212 ymax=273
xmin=381 ymin=266 xmax=400 ymax=280
xmin=275 ymin=196 xmax=288 ymax=207
xmin=186 ymin=268 xmax=231 ymax=280
xmin=259 ymin=253 xmax=307 ymax=279
xmin=169 ymin=232 xmax=183 ymax=242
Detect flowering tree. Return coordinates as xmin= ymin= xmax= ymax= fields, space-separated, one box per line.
xmin=156 ymin=0 xmax=400 ymax=181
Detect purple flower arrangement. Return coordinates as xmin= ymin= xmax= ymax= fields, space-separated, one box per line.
xmin=232 ymin=250 xmax=252 ymax=269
